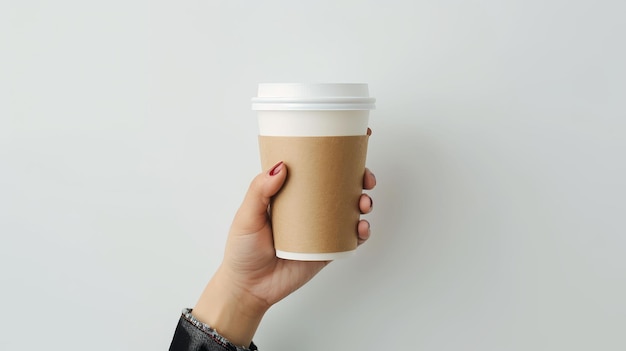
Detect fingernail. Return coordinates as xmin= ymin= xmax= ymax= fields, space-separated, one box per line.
xmin=370 ymin=197 xmax=373 ymax=209
xmin=269 ymin=161 xmax=284 ymax=176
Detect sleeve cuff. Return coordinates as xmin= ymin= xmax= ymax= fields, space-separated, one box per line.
xmin=180 ymin=308 xmax=258 ymax=351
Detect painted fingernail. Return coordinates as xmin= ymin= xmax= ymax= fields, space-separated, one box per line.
xmin=269 ymin=161 xmax=284 ymax=176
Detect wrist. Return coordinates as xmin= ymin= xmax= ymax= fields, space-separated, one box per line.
xmin=192 ymin=268 xmax=269 ymax=347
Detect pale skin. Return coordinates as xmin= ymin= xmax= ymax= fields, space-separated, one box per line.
xmin=192 ymin=162 xmax=377 ymax=347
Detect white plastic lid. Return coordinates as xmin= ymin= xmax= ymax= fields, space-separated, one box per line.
xmin=252 ymin=83 xmax=376 ymax=110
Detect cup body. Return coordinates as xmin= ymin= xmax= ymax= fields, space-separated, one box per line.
xmin=253 ymin=83 xmax=375 ymax=261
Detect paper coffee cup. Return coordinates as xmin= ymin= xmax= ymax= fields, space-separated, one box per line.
xmin=252 ymin=83 xmax=375 ymax=261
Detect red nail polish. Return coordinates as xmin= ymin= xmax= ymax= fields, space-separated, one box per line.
xmin=269 ymin=161 xmax=284 ymax=176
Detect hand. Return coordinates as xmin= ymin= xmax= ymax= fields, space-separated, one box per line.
xmin=192 ymin=162 xmax=376 ymax=347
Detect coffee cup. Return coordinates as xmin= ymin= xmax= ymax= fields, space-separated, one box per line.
xmin=252 ymin=83 xmax=375 ymax=261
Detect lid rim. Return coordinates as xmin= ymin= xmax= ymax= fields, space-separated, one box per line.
xmin=252 ymin=97 xmax=376 ymax=103
xmin=253 ymin=83 xmax=375 ymax=110
xmin=252 ymin=103 xmax=376 ymax=111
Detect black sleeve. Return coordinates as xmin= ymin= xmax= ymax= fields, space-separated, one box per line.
xmin=169 ymin=309 xmax=257 ymax=351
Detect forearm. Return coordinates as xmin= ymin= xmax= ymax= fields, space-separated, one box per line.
xmin=192 ymin=268 xmax=268 ymax=347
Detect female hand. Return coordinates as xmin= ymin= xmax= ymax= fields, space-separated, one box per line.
xmin=192 ymin=162 xmax=376 ymax=347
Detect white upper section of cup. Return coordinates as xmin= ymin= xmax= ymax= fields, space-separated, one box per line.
xmin=252 ymin=83 xmax=376 ymax=111
xmin=253 ymin=83 xmax=374 ymax=136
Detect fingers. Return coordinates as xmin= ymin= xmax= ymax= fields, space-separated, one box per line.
xmin=363 ymin=168 xmax=376 ymax=190
xmin=359 ymin=166 xmax=375 ymax=245
xmin=357 ymin=220 xmax=370 ymax=245
xmin=357 ymin=196 xmax=372 ymax=245
xmin=232 ymin=161 xmax=287 ymax=233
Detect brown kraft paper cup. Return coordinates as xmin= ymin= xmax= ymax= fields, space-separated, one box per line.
xmin=259 ymin=135 xmax=369 ymax=259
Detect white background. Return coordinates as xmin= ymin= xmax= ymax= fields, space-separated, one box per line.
xmin=2 ymin=1 xmax=625 ymax=350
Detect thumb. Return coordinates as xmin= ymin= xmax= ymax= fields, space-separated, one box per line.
xmin=231 ymin=161 xmax=287 ymax=234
